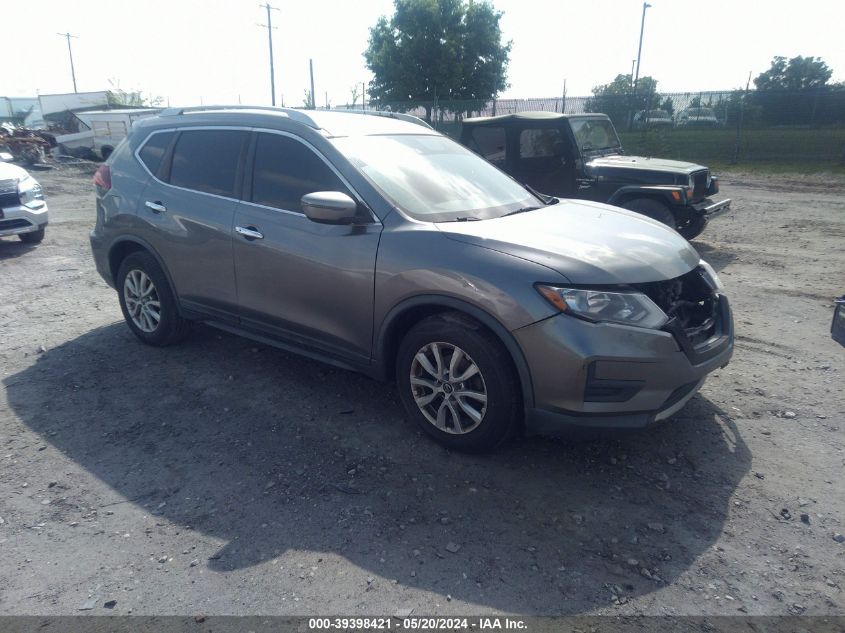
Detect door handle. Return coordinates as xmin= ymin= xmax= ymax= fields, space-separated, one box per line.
xmin=235 ymin=225 xmax=264 ymax=240
xmin=145 ymin=200 xmax=167 ymax=214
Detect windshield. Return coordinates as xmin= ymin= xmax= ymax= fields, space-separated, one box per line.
xmin=332 ymin=134 xmax=538 ymax=222
xmin=569 ymin=118 xmax=621 ymax=152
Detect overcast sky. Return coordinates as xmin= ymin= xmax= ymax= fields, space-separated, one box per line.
xmin=3 ymin=0 xmax=843 ymax=106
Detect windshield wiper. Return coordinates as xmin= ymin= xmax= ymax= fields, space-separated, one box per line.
xmin=501 ymin=206 xmax=541 ymax=218
xmin=523 ymin=184 xmax=559 ymax=205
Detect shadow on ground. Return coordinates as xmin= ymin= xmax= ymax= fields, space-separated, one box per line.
xmin=5 ymin=322 xmax=750 ymax=613
xmin=0 ymin=239 xmax=38 ymax=260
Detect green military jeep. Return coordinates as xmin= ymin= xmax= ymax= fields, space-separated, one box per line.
xmin=459 ymin=111 xmax=730 ymax=240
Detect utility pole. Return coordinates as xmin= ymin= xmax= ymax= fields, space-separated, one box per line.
xmin=362 ymin=82 xmax=366 ymax=110
xmin=630 ymin=59 xmax=636 ymax=88
xmin=57 ymin=32 xmax=79 ymax=93
xmin=633 ymin=3 xmax=651 ymax=91
xmin=309 ymin=59 xmax=316 ymax=109
xmin=258 ymin=3 xmax=279 ymax=106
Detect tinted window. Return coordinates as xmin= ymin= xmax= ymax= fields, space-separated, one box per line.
xmin=468 ymin=127 xmax=506 ymax=165
xmin=519 ymin=128 xmax=566 ymax=158
xmin=138 ymin=131 xmax=175 ymax=176
xmin=169 ymin=130 xmax=247 ymax=197
xmin=252 ymin=133 xmax=348 ymax=212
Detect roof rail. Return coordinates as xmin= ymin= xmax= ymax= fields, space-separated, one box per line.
xmin=156 ymin=104 xmax=432 ymax=131
xmin=157 ymin=105 xmax=319 ymax=129
xmin=326 ymin=108 xmax=433 ymax=129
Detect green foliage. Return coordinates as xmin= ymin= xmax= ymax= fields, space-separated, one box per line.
xmin=364 ymin=0 xmax=511 ymax=121
xmin=751 ymin=56 xmax=845 ymax=125
xmin=584 ymin=74 xmax=660 ymax=128
xmin=303 ymin=89 xmax=315 ymax=110
xmin=754 ymin=56 xmax=832 ymax=91
xmin=106 ymin=79 xmax=162 ymax=107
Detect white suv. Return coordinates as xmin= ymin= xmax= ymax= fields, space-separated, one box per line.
xmin=0 ymin=162 xmax=48 ymax=244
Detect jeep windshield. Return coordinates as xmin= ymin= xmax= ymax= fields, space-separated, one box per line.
xmin=570 ymin=117 xmax=622 ymax=154
xmin=332 ymin=134 xmax=539 ymax=222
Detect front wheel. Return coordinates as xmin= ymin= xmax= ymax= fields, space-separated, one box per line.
xmin=19 ymin=227 xmax=45 ymax=244
xmin=117 ymin=251 xmax=191 ymax=346
xmin=620 ymin=198 xmax=676 ymax=229
xmin=395 ymin=313 xmax=522 ymax=452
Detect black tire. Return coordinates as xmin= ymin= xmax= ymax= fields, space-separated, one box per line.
xmin=395 ymin=312 xmax=522 ymax=452
xmin=116 ymin=251 xmax=191 ymax=346
xmin=100 ymin=146 xmax=114 ymax=160
xmin=678 ymin=215 xmax=707 ymax=241
xmin=620 ymin=198 xmax=676 ymax=229
xmin=19 ymin=227 xmax=45 ymax=244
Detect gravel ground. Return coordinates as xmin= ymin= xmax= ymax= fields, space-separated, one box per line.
xmin=0 ymin=164 xmax=843 ymax=617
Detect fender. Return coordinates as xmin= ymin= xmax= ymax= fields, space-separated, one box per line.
xmin=375 ymin=294 xmax=535 ymax=409
xmin=608 ymin=185 xmax=688 ymax=208
xmin=106 ymin=235 xmax=183 ymax=312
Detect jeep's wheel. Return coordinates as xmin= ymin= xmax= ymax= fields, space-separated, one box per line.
xmin=117 ymin=251 xmax=191 ymax=346
xmin=621 ymin=198 xmax=676 ymax=229
xmin=678 ymin=215 xmax=707 ymax=241
xmin=396 ymin=312 xmax=521 ymax=452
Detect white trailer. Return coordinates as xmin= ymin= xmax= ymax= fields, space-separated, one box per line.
xmin=73 ymin=108 xmax=161 ymax=159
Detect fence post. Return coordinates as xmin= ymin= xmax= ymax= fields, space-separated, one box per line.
xmin=732 ymin=73 xmax=751 ymax=164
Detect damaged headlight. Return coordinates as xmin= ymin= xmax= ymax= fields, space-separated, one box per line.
xmin=698 ymin=259 xmax=724 ymax=292
xmin=537 ymin=285 xmax=668 ymax=329
xmin=18 ymin=176 xmax=44 ymax=208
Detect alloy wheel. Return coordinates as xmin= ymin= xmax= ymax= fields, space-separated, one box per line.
xmin=123 ymin=269 xmax=161 ymax=333
xmin=410 ymin=342 xmax=488 ymax=434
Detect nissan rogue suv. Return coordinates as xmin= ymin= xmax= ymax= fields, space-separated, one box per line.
xmin=90 ymin=106 xmax=733 ymax=452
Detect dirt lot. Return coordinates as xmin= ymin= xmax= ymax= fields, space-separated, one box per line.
xmin=1 ymin=164 xmax=844 ymax=617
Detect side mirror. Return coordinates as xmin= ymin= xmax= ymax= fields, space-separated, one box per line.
xmin=301 ymin=191 xmax=359 ymax=224
xmin=832 ymin=297 xmax=845 ymax=347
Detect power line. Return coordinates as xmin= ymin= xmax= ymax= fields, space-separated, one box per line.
xmin=57 ymin=32 xmax=79 ymax=93
xmin=258 ymin=3 xmax=280 ymax=106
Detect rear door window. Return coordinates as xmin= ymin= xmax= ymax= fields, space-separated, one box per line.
xmin=519 ymin=128 xmax=565 ymax=158
xmin=467 ymin=126 xmax=506 ymax=166
xmin=251 ymin=133 xmax=349 ymax=212
xmin=169 ymin=129 xmax=248 ymax=198
xmin=138 ymin=131 xmax=175 ymax=177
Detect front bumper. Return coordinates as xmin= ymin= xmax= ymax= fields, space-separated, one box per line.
xmin=517 ymin=295 xmax=733 ymax=434
xmin=0 ymin=201 xmax=48 ymax=238
xmin=693 ymin=197 xmax=732 ymax=219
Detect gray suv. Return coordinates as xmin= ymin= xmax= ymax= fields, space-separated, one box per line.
xmin=90 ymin=106 xmax=733 ymax=452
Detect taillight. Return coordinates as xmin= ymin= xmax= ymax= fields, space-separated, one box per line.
xmin=93 ymin=165 xmax=111 ymax=192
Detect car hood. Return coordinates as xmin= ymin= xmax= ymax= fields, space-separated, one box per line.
xmin=437 ymin=200 xmax=700 ymax=285
xmin=0 ymin=161 xmax=30 ymax=183
xmin=587 ymin=154 xmax=705 ymax=174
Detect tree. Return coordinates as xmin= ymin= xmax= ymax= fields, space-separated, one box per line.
xmin=584 ymin=74 xmax=660 ymax=128
xmin=754 ymin=56 xmax=832 ymax=91
xmin=752 ymin=56 xmax=841 ymax=125
xmin=106 ymin=78 xmax=163 ymax=108
xmin=349 ymin=84 xmax=361 ymax=108
xmin=303 ymin=89 xmax=315 ymax=109
xmin=364 ymin=0 xmax=511 ymax=122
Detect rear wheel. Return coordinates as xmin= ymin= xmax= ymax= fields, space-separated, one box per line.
xmin=395 ymin=312 xmax=521 ymax=452
xmin=117 ymin=251 xmax=191 ymax=346
xmin=19 ymin=227 xmax=45 ymax=244
xmin=620 ymin=198 xmax=676 ymax=229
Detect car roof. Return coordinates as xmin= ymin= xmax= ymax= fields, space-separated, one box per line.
xmin=463 ymin=111 xmax=610 ymax=125
xmin=147 ymin=105 xmax=435 ymax=138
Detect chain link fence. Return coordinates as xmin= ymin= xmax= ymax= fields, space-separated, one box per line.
xmin=335 ymin=89 xmax=845 ymax=169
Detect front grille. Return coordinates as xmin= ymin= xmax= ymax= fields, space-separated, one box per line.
xmin=0 ymin=178 xmax=19 ymax=209
xmin=0 ymin=218 xmax=32 ymax=231
xmin=634 ymin=268 xmax=718 ymax=348
xmin=691 ymin=170 xmax=709 ymax=200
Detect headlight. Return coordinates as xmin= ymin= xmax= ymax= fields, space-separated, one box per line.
xmin=18 ymin=177 xmax=44 ymax=208
xmin=537 ymin=285 xmax=668 ymax=329
xmin=698 ymin=260 xmax=724 ymax=292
